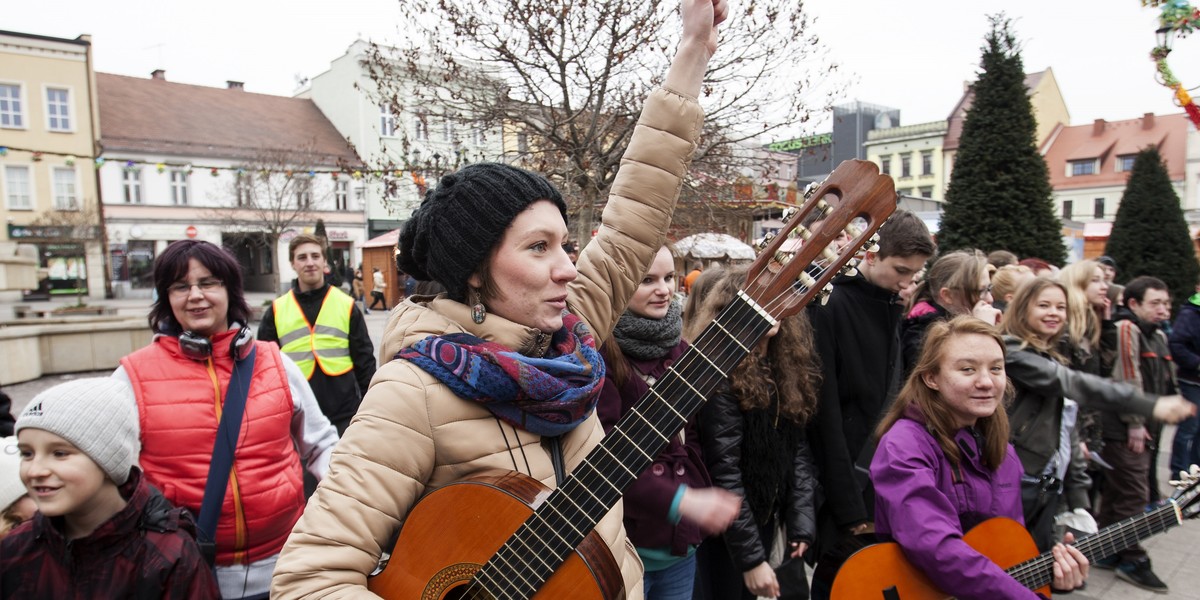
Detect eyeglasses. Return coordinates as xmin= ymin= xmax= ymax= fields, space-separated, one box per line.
xmin=978 ymin=284 xmax=993 ymax=295
xmin=168 ymin=278 xmax=224 ymax=297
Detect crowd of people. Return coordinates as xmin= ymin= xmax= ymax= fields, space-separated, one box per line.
xmin=1 ymin=1 xmax=1199 ymax=599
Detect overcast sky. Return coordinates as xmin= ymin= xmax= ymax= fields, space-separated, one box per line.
xmin=6 ymin=0 xmax=1196 ymax=133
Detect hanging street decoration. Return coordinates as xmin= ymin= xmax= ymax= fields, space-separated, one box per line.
xmin=1145 ymin=0 xmax=1200 ymax=128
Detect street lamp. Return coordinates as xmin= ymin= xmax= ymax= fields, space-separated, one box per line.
xmin=1156 ymin=26 xmax=1175 ymax=53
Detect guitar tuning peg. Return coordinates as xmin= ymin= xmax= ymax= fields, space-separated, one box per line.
xmin=869 ymin=233 xmax=881 ymax=244
xmin=803 ymin=182 xmax=820 ymax=200
xmin=781 ymin=207 xmax=798 ymax=223
xmin=863 ymin=243 xmax=880 ymax=253
xmin=820 ymin=291 xmax=831 ymax=306
xmin=842 ymin=266 xmax=858 ymax=277
xmin=798 ymin=271 xmax=817 ymax=291
xmin=824 ymin=283 xmax=834 ymax=294
xmin=757 ymin=233 xmax=776 ymax=250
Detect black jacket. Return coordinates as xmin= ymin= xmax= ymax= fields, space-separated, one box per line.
xmin=806 ymin=273 xmax=903 ymax=534
xmin=259 ymin=283 xmax=376 ymax=426
xmin=697 ymin=389 xmax=816 ymax=572
xmin=899 ymin=300 xmax=950 ymax=380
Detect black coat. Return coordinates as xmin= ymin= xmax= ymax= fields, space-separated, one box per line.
xmin=806 ymin=274 xmax=904 ymax=536
xmin=697 ymin=389 xmax=817 ymax=571
xmin=258 ymin=283 xmax=376 ymax=428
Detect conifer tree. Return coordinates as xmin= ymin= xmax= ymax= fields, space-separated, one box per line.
xmin=1104 ymin=146 xmax=1198 ymax=304
xmin=937 ymin=15 xmax=1066 ymax=264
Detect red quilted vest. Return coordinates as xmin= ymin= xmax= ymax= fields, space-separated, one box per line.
xmin=121 ymin=331 xmax=304 ymax=565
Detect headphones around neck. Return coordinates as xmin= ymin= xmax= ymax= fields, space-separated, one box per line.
xmin=179 ymin=326 xmax=254 ymax=362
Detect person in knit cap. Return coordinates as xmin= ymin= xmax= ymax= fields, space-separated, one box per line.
xmin=272 ymin=2 xmax=728 ymax=597
xmin=0 ymin=378 xmax=218 ymax=598
xmin=0 ymin=436 xmax=35 ymax=539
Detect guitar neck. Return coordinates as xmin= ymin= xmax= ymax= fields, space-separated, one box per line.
xmin=1007 ymin=502 xmax=1183 ymax=590
xmin=472 ymin=291 xmax=776 ymax=598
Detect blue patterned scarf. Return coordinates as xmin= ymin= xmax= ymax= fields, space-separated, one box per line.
xmin=396 ymin=313 xmax=606 ymax=437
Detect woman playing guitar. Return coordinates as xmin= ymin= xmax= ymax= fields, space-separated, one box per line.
xmin=271 ymin=1 xmax=728 ymax=598
xmin=870 ymin=316 xmax=1088 ymax=600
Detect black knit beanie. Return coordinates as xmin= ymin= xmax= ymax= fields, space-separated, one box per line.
xmin=397 ymin=162 xmax=567 ymax=301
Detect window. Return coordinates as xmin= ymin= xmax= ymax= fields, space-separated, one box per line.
xmin=471 ymin=126 xmax=486 ymax=146
xmin=379 ymin=104 xmax=396 ymax=137
xmin=293 ymin=177 xmax=312 ymax=208
xmin=1116 ymin=155 xmax=1137 ymax=172
xmin=53 ymin=167 xmax=78 ymax=210
xmin=442 ymin=119 xmax=455 ymax=143
xmin=1062 ymin=200 xmax=1073 ymax=220
xmin=900 ymin=155 xmax=911 ymax=178
xmin=517 ymin=133 xmax=529 ymax=154
xmin=918 ymin=187 xmax=933 ymax=198
xmin=170 ymin=170 xmax=189 ymax=205
xmin=1069 ymin=159 xmax=1097 ymax=176
xmin=4 ymin=166 xmax=31 ymax=209
xmin=413 ymin=115 xmax=429 ymax=141
xmin=122 ymin=168 xmax=142 ymax=204
xmin=921 ymin=151 xmax=933 ymax=176
xmin=46 ymin=88 xmax=71 ymax=131
xmin=879 ymin=156 xmax=891 ymax=176
xmin=236 ymin=173 xmax=252 ymax=206
xmin=0 ymin=84 xmax=23 ymax=128
xmin=335 ymin=179 xmax=350 ymax=210
xmin=1094 ymin=198 xmax=1105 ymax=219
xmin=354 ymin=186 xmax=365 ymax=205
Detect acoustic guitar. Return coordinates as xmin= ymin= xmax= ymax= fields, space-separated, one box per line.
xmin=830 ymin=468 xmax=1200 ymax=600
xmin=365 ymin=159 xmax=899 ymax=599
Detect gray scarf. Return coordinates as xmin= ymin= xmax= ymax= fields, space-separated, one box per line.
xmin=611 ymin=299 xmax=683 ymax=360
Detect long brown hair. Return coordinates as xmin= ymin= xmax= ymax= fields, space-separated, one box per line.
xmin=906 ymin=249 xmax=988 ymax=315
xmin=1058 ymin=260 xmax=1103 ymax=352
xmin=876 ymin=316 xmax=1012 ymax=470
xmin=1000 ymin=276 xmax=1067 ymax=363
xmin=682 ymin=265 xmax=820 ymax=425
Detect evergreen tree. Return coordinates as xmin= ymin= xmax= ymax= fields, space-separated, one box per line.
xmin=937 ymin=15 xmax=1066 ymax=264
xmin=314 ymin=218 xmax=328 ymax=247
xmin=1104 ymin=146 xmax=1198 ymax=305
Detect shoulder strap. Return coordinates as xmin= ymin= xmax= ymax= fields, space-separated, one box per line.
xmin=195 ymin=345 xmax=257 ymax=559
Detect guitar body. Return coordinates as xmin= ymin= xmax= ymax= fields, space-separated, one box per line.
xmin=830 ymin=517 xmax=1046 ymax=600
xmin=368 ymin=470 xmax=625 ymax=600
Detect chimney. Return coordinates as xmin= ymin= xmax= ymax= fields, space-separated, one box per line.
xmin=1143 ymin=112 xmax=1155 ymax=129
xmin=1092 ymin=119 xmax=1106 ymax=136
xmin=151 ymin=69 xmax=166 ymax=81
xmin=227 ymin=80 xmax=244 ymax=91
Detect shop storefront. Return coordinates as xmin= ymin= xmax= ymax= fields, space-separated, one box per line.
xmin=7 ymin=224 xmax=98 ymax=301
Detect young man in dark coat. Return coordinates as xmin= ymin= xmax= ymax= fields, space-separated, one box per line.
xmin=806 ymin=210 xmax=935 ymax=599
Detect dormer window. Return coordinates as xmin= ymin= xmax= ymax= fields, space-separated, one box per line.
xmin=1116 ymin=155 xmax=1137 ymax=172
xmin=1069 ymin=159 xmax=1098 ymax=176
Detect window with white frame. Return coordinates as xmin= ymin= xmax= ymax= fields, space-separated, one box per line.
xmin=53 ymin=167 xmax=78 ymax=210
xmin=170 ymin=170 xmax=190 ymax=205
xmin=335 ymin=179 xmax=350 ymax=210
xmin=471 ymin=126 xmax=485 ymax=146
xmin=414 ymin=115 xmax=429 ymax=141
xmin=517 ymin=133 xmax=529 ymax=154
xmin=123 ymin=169 xmax=142 ymax=204
xmin=379 ymin=104 xmax=396 ymax=137
xmin=236 ymin=172 xmax=252 ymax=206
xmin=46 ymin=87 xmax=71 ymax=132
xmin=442 ymin=119 xmax=455 ymax=142
xmin=1069 ymin=159 xmax=1097 ymax=176
xmin=1062 ymin=199 xmax=1073 ymax=220
xmin=293 ymin=176 xmax=312 ymax=208
xmin=4 ymin=166 xmax=32 ymax=209
xmin=900 ymin=155 xmax=911 ymax=178
xmin=921 ymin=151 xmax=933 ymax=176
xmin=0 ymin=84 xmax=23 ymax=128
xmin=1094 ymin=198 xmax=1105 ymax=219
xmin=1116 ymin=155 xmax=1137 ymax=172
xmin=879 ymin=156 xmax=891 ymax=176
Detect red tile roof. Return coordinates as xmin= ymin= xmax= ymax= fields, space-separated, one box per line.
xmin=1043 ymin=112 xmax=1189 ymax=190
xmin=97 ymin=73 xmax=360 ymax=167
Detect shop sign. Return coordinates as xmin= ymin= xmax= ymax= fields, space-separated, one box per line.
xmin=8 ymin=224 xmax=100 ymax=239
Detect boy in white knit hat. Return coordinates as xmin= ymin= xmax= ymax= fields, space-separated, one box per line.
xmin=0 ymin=436 xmax=35 ymax=539
xmin=0 ymin=378 xmax=218 ymax=598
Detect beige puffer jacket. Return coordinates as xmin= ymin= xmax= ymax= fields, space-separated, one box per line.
xmin=272 ymin=86 xmax=703 ymax=599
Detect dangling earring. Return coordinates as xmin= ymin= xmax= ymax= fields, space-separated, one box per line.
xmin=470 ymin=289 xmax=486 ymax=324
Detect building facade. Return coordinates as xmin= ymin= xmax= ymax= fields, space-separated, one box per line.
xmin=303 ymin=40 xmax=506 ymax=240
xmin=97 ymin=71 xmax=365 ymax=296
xmin=0 ymin=30 xmax=105 ymax=301
xmin=863 ymin=120 xmax=950 ymax=200
xmin=767 ymin=101 xmax=900 ymax=186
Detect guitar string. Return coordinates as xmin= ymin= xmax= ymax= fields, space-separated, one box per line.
xmin=460 ymin=211 xmax=867 ymax=598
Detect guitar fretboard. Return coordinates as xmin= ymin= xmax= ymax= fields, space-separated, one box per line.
xmin=1007 ymin=501 xmax=1183 ymax=590
xmin=469 ymin=291 xmax=777 ymax=599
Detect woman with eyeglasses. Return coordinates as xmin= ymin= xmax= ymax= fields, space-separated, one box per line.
xmin=900 ymin=249 xmax=1002 ymax=378
xmin=112 ymin=239 xmax=339 ymax=600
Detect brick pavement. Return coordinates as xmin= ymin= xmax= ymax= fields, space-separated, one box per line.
xmin=2 ymin=296 xmax=1199 ymax=597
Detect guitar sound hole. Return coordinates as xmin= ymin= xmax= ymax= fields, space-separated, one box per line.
xmin=441 ymin=583 xmax=476 ymax=600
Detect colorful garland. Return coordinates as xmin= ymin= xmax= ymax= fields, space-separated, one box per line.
xmin=1146 ymin=0 xmax=1200 ymax=127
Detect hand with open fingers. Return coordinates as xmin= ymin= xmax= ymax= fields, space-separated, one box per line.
xmin=678 ymin=485 xmax=741 ymax=535
xmin=743 ymin=561 xmax=780 ymax=598
xmin=1153 ymin=394 xmax=1197 ymax=423
xmin=1050 ymin=533 xmax=1089 ymax=592
xmin=789 ymin=540 xmax=809 ymax=559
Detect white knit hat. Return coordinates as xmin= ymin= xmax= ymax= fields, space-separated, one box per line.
xmin=15 ymin=378 xmax=141 ymax=485
xmin=0 ymin=436 xmax=24 ymax=510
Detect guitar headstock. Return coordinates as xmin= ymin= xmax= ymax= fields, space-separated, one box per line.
xmin=743 ymin=160 xmax=897 ymax=321
xmin=1170 ymin=464 xmax=1200 ymax=521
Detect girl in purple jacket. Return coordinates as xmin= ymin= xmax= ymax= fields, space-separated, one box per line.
xmin=871 ymin=316 xmax=1088 ymax=600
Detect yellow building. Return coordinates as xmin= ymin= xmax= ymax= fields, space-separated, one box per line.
xmin=0 ymin=30 xmax=105 ymax=300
